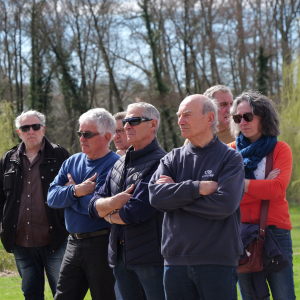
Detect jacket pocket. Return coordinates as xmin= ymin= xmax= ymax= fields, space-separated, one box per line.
xmin=3 ymin=171 xmax=15 ymax=190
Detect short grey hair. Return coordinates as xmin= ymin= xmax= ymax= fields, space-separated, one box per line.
xmin=113 ymin=111 xmax=127 ymax=121
xmin=230 ymin=90 xmax=280 ymax=138
xmin=202 ymin=97 xmax=219 ymax=133
xmin=126 ymin=102 xmax=160 ymax=136
xmin=204 ymin=85 xmax=233 ymax=100
xmin=79 ymin=108 xmax=116 ymax=145
xmin=15 ymin=110 xmax=46 ymax=128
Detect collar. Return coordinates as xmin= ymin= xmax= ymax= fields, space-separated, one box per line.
xmin=187 ymin=134 xmax=220 ymax=155
xmin=125 ymin=138 xmax=160 ymax=164
xmin=18 ymin=137 xmax=45 ymax=156
xmin=12 ymin=137 xmax=55 ymax=162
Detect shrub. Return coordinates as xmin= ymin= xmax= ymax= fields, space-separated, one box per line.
xmin=279 ymin=57 xmax=300 ymax=202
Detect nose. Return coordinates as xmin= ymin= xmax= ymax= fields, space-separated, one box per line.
xmin=80 ymin=134 xmax=87 ymax=141
xmin=124 ymin=121 xmax=131 ymax=130
xmin=28 ymin=127 xmax=35 ymax=133
xmin=240 ymin=117 xmax=247 ymax=125
xmin=178 ymin=116 xmax=185 ymax=125
xmin=225 ymin=105 xmax=231 ymax=113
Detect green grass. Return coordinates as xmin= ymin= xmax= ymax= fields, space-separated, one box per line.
xmin=1 ymin=205 xmax=300 ymax=299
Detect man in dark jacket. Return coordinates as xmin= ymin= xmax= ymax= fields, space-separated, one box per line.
xmin=0 ymin=110 xmax=69 ymax=299
xmin=89 ymin=102 xmax=166 ymax=300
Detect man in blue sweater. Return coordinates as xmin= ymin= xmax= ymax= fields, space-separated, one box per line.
xmin=47 ymin=108 xmax=119 ymax=300
xmin=149 ymin=95 xmax=245 ymax=300
xmin=89 ymin=102 xmax=166 ymax=300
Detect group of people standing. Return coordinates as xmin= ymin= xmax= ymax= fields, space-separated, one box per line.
xmin=0 ymin=85 xmax=295 ymax=300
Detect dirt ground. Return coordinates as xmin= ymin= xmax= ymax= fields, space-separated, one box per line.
xmin=0 ymin=270 xmax=18 ymax=277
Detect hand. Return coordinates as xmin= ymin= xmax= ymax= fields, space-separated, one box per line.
xmin=65 ymin=173 xmax=77 ymax=186
xmin=111 ymin=184 xmax=135 ymax=209
xmin=74 ymin=173 xmax=98 ymax=197
xmin=116 ymin=149 xmax=126 ymax=156
xmin=199 ymin=181 xmax=218 ymax=195
xmin=244 ymin=179 xmax=250 ymax=193
xmin=266 ymin=168 xmax=280 ymax=180
xmin=155 ymin=175 xmax=175 ymax=184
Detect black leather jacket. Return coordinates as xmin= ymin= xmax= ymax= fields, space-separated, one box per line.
xmin=0 ymin=137 xmax=70 ymax=253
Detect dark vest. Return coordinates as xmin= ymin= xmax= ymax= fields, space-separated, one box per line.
xmin=108 ymin=138 xmax=166 ymax=268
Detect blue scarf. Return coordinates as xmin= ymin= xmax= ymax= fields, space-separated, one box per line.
xmin=236 ymin=133 xmax=277 ymax=179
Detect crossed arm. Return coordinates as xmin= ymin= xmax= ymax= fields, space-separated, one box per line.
xmin=93 ymin=185 xmax=134 ymax=225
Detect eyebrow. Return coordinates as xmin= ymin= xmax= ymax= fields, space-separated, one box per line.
xmin=176 ymin=110 xmax=192 ymax=116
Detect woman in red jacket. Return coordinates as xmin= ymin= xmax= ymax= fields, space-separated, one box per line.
xmin=229 ymin=91 xmax=295 ymax=300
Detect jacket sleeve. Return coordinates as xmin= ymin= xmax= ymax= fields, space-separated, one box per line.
xmin=244 ymin=142 xmax=292 ymax=203
xmin=149 ymin=152 xmax=245 ymax=219
xmin=0 ymin=154 xmax=6 ymax=222
xmin=181 ymin=154 xmax=245 ymax=219
xmin=119 ymin=170 xmax=158 ymax=225
xmin=149 ymin=158 xmax=200 ymax=212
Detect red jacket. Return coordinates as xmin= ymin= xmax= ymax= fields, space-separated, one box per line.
xmin=229 ymin=141 xmax=292 ymax=230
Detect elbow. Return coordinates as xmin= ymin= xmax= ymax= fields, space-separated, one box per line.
xmin=222 ymin=198 xmax=241 ymax=217
xmin=149 ymin=193 xmax=162 ymax=210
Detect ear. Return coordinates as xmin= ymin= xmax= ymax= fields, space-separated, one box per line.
xmin=150 ymin=119 xmax=158 ymax=133
xmin=206 ymin=111 xmax=215 ymax=128
xmin=103 ymin=132 xmax=112 ymax=143
xmin=42 ymin=126 xmax=46 ymax=135
xmin=17 ymin=129 xmax=21 ymax=139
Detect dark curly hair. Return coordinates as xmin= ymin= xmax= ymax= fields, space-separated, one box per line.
xmin=230 ymin=91 xmax=280 ymax=138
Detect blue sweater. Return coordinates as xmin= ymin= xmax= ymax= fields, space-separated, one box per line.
xmin=149 ymin=138 xmax=245 ymax=266
xmin=47 ymin=151 xmax=119 ymax=233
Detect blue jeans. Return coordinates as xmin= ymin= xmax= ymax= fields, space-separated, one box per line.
xmin=14 ymin=240 xmax=67 ymax=300
xmin=238 ymin=228 xmax=296 ymax=300
xmin=113 ymin=243 xmax=165 ymax=300
xmin=164 ymin=265 xmax=238 ymax=300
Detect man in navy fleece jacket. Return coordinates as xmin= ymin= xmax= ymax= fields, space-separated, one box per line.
xmin=149 ymin=95 xmax=245 ymax=300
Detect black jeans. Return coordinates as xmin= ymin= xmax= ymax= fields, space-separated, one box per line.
xmin=54 ymin=234 xmax=116 ymax=300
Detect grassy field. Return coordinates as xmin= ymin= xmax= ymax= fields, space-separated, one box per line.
xmin=1 ymin=205 xmax=300 ymax=299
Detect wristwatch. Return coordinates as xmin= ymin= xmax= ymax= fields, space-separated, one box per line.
xmin=73 ymin=186 xmax=79 ymax=198
xmin=107 ymin=209 xmax=120 ymax=224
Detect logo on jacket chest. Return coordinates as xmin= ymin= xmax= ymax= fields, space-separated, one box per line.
xmin=202 ymin=170 xmax=214 ymax=178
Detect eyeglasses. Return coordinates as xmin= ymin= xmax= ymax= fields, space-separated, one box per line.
xmin=232 ymin=112 xmax=254 ymax=124
xmin=19 ymin=124 xmax=43 ymax=132
xmin=115 ymin=128 xmax=125 ymax=135
xmin=122 ymin=117 xmax=153 ymax=127
xmin=77 ymin=131 xmax=100 ymax=139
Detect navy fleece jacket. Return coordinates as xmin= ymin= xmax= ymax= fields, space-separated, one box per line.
xmin=149 ymin=137 xmax=245 ymax=266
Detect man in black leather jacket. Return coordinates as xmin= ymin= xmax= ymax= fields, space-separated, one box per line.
xmin=89 ymin=102 xmax=166 ymax=300
xmin=0 ymin=110 xmax=69 ymax=299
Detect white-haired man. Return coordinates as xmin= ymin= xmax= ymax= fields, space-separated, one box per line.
xmin=149 ymin=95 xmax=245 ymax=300
xmin=0 ymin=110 xmax=70 ymax=299
xmin=89 ymin=102 xmax=166 ymax=300
xmin=48 ymin=108 xmax=119 ymax=300
xmin=184 ymin=85 xmax=234 ymax=145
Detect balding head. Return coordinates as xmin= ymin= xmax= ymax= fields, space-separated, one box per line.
xmin=176 ymin=94 xmax=218 ymax=144
xmin=178 ymin=94 xmax=218 ymax=133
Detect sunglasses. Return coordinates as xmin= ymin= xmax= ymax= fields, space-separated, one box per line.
xmin=77 ymin=131 xmax=100 ymax=139
xmin=19 ymin=124 xmax=43 ymax=132
xmin=232 ymin=112 xmax=254 ymax=124
xmin=122 ymin=117 xmax=153 ymax=127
